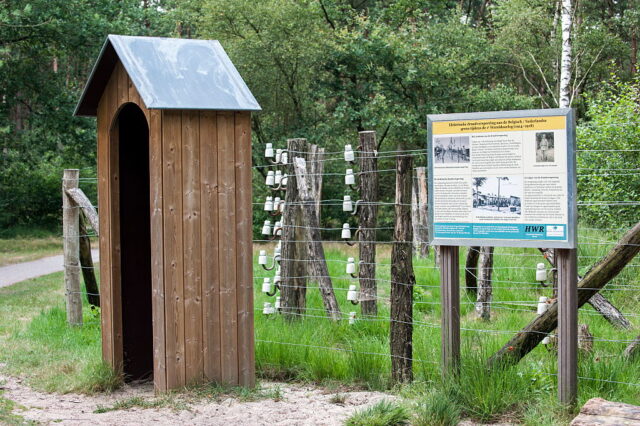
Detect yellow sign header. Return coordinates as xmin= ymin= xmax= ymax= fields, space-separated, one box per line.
xmin=432 ymin=116 xmax=566 ymax=135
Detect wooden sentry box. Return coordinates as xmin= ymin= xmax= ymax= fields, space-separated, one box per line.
xmin=74 ymin=35 xmax=260 ymax=391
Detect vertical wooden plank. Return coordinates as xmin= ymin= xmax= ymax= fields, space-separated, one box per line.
xmin=558 ymin=248 xmax=578 ymax=407
xmin=217 ymin=112 xmax=238 ymax=384
xmin=440 ymin=245 xmax=460 ymax=376
xmin=234 ymin=112 xmax=254 ymax=387
xmin=182 ymin=111 xmax=203 ymax=384
xmin=149 ymin=109 xmax=167 ymax=392
xmin=116 ymin=61 xmax=129 ymax=108
xmin=200 ymin=111 xmax=221 ymax=382
xmin=106 ymin=70 xmax=124 ymax=372
xmin=97 ymin=90 xmax=113 ymax=365
xmin=162 ymin=110 xmax=185 ymax=388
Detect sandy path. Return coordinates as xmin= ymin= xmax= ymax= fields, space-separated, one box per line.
xmin=1 ymin=373 xmax=394 ymax=425
xmin=0 ymin=250 xmax=99 ymax=288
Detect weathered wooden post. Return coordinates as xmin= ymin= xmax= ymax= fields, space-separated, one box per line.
xmin=390 ymin=153 xmax=414 ymax=383
xmin=78 ymin=213 xmax=100 ymax=306
xmin=464 ymin=247 xmax=480 ymax=295
xmin=411 ymin=166 xmax=430 ymax=258
xmin=476 ymin=246 xmax=494 ymax=321
xmin=281 ymin=138 xmax=309 ymax=317
xmin=293 ymin=157 xmax=341 ymax=321
xmin=358 ymin=131 xmax=379 ymax=316
xmin=63 ymin=169 xmax=83 ymax=326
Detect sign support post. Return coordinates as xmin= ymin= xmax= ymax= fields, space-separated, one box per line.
xmin=440 ymin=245 xmax=460 ymax=377
xmin=557 ymin=248 xmax=578 ymax=407
xmin=427 ymin=108 xmax=577 ymax=405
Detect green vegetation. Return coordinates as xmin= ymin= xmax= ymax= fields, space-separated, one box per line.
xmin=0 ymin=384 xmax=32 ymax=425
xmin=2 ymin=1 xmax=639 ymax=233
xmin=1 ymin=229 xmax=638 ymax=422
xmin=0 ymin=233 xmax=61 ymax=266
xmin=345 ymin=400 xmax=410 ymax=426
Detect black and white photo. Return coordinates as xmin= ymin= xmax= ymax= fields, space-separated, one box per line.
xmin=434 ymin=136 xmax=470 ymax=163
xmin=472 ymin=176 xmax=522 ymax=216
xmin=535 ymin=131 xmax=555 ymax=162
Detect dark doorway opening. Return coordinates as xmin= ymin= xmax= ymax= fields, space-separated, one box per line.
xmin=116 ymin=103 xmax=153 ymax=382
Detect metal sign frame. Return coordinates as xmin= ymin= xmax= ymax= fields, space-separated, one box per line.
xmin=427 ymin=108 xmax=577 ymax=249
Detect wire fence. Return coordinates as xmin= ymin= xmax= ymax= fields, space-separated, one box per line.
xmin=59 ymin=121 xmax=640 ymax=398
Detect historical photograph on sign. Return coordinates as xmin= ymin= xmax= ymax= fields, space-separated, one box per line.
xmin=472 ymin=175 xmax=522 ymax=216
xmin=434 ymin=136 xmax=470 ymax=164
xmin=535 ymin=131 xmax=555 ymax=162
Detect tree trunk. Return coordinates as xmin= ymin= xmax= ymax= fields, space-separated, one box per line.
xmin=411 ymin=167 xmax=429 ymax=258
xmin=465 ymin=247 xmax=480 ymax=295
xmin=559 ymin=0 xmax=572 ymax=107
xmin=293 ymin=157 xmax=341 ymax=321
xmin=358 ymin=131 xmax=379 ymax=316
xmin=281 ymin=138 xmax=309 ymax=318
xmin=488 ymin=221 xmax=640 ymax=367
xmin=390 ymin=154 xmax=414 ymax=384
xmin=475 ymin=246 xmax=494 ymax=321
xmin=79 ymin=212 xmax=100 ymax=307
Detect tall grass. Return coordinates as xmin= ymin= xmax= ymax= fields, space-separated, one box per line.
xmin=0 ymin=227 xmax=638 ymax=423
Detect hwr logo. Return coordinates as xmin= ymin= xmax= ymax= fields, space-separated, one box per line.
xmin=525 ymin=225 xmax=545 ymax=232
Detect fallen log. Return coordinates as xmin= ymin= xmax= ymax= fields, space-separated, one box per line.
xmin=539 ymin=248 xmax=630 ymax=329
xmin=489 ymin=221 xmax=640 ymax=367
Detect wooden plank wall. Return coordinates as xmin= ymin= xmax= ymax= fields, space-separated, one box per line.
xmin=160 ymin=110 xmax=254 ymax=388
xmin=98 ymin=60 xmax=254 ymax=391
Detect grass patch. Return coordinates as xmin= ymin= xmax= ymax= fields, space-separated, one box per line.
xmin=0 ymin=383 xmax=32 ymax=425
xmin=345 ymin=400 xmax=409 ymax=426
xmin=0 ymin=234 xmax=61 ymax=266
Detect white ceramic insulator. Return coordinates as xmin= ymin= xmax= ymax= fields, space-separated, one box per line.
xmin=274 ymin=170 xmax=282 ymax=185
xmin=280 ymin=152 xmax=288 ymax=165
xmin=345 ymin=169 xmax=355 ymax=185
xmin=262 ymin=278 xmax=272 ymax=293
xmin=341 ymin=223 xmax=351 ymax=239
xmin=266 ymin=171 xmax=275 ymax=186
xmin=264 ymin=196 xmax=274 ymax=211
xmin=281 ymin=175 xmax=288 ymax=186
xmin=349 ymin=312 xmax=357 ymax=325
xmin=263 ymin=302 xmax=274 ymax=315
xmin=275 ymin=149 xmax=282 ymax=164
xmin=275 ymin=297 xmax=281 ymax=310
xmin=537 ymin=296 xmax=549 ymax=315
xmin=346 ymin=257 xmax=356 ymax=274
xmin=344 ymin=144 xmax=355 ymax=162
xmin=258 ymin=250 xmax=267 ymax=265
xmin=343 ymin=195 xmax=353 ymax=212
xmin=261 ymin=220 xmax=271 ymax=235
xmin=536 ymin=263 xmax=547 ymax=281
xmin=347 ymin=284 xmax=358 ymax=302
xmin=265 ymin=143 xmax=274 ymax=158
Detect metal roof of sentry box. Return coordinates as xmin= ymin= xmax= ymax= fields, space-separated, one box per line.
xmin=74 ymin=35 xmax=261 ymax=116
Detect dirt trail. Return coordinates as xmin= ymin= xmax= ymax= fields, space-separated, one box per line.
xmin=1 ymin=373 xmax=393 ymax=425
xmin=0 ymin=249 xmax=99 ymax=288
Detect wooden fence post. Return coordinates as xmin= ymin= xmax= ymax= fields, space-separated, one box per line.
xmin=293 ymin=157 xmax=341 ymax=321
xmin=390 ymin=153 xmax=414 ymax=383
xmin=440 ymin=245 xmax=460 ymax=376
xmin=411 ymin=167 xmax=429 ymax=258
xmin=476 ymin=246 xmax=494 ymax=321
xmin=557 ymin=248 xmax=578 ymax=407
xmin=281 ymin=138 xmax=309 ymax=317
xmin=358 ymin=131 xmax=379 ymax=316
xmin=63 ymin=169 xmax=82 ymax=326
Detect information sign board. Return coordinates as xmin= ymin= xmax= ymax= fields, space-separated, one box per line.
xmin=427 ymin=108 xmax=576 ymax=248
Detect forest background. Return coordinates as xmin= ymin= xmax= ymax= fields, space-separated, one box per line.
xmin=1 ymin=0 xmax=639 ymax=234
